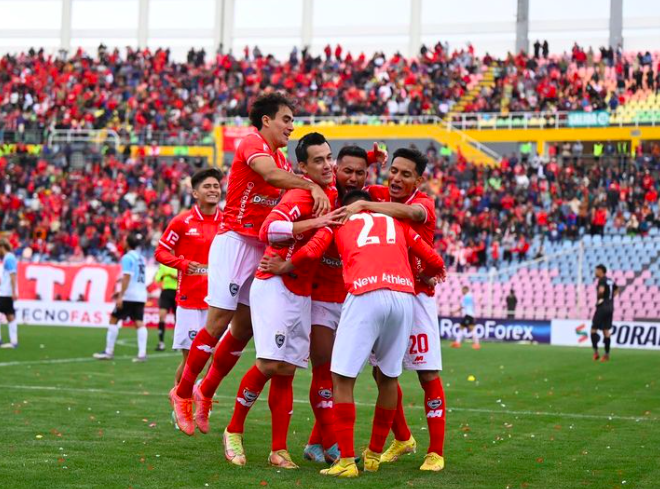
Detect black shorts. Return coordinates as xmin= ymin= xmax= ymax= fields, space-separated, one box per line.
xmin=461 ymin=315 xmax=475 ymax=328
xmin=111 ymin=301 xmax=145 ymax=322
xmin=592 ymin=305 xmax=613 ymax=330
xmin=158 ymin=289 xmax=177 ymax=312
xmin=0 ymin=297 xmax=15 ymax=316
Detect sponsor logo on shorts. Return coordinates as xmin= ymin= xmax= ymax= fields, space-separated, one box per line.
xmin=237 ymin=388 xmax=258 ymax=407
xmin=189 ymin=330 xmax=197 ymax=340
xmin=196 ymin=344 xmax=213 ymax=354
xmin=412 ymin=355 xmax=426 ymax=364
xmin=318 ymin=388 xmax=332 ymax=400
xmin=427 ymin=399 xmax=443 ymax=410
xmin=229 ymin=283 xmax=239 ymax=297
xmin=275 ymin=333 xmax=285 ymax=348
xmin=427 ymin=409 xmax=444 ymax=418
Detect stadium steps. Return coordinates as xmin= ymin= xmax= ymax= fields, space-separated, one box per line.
xmin=436 ymin=124 xmax=501 ymax=166
xmin=445 ymin=65 xmax=497 ymax=117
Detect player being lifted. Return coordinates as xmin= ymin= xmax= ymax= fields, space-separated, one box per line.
xmin=591 ymin=264 xmax=618 ymax=362
xmin=342 ymin=148 xmax=449 ymax=471
xmin=94 ymin=233 xmax=148 ymax=362
xmin=222 ymin=132 xmax=344 ymax=468
xmin=155 ymin=169 xmax=222 ymax=386
xmin=170 ymin=93 xmax=332 ymax=436
xmin=0 ymin=238 xmax=19 ymax=348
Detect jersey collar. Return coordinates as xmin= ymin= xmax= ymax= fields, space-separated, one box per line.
xmin=193 ymin=204 xmax=221 ymax=222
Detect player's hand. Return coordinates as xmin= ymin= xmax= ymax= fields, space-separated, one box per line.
xmin=371 ymin=142 xmax=388 ymax=168
xmin=258 ymin=252 xmax=294 ymax=275
xmin=187 ymin=261 xmax=202 ymax=275
xmin=116 ymin=297 xmax=123 ymax=310
xmin=420 ymin=273 xmax=438 ymax=288
xmin=437 ymin=264 xmax=447 ymax=283
xmin=342 ymin=201 xmax=366 ymax=223
xmin=315 ymin=207 xmax=347 ymax=228
xmin=310 ymin=184 xmax=331 ymax=217
xmin=12 ymin=292 xmax=18 ymax=301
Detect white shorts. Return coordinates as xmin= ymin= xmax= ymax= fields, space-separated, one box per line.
xmin=403 ymin=293 xmax=443 ymax=371
xmin=332 ymin=289 xmax=413 ymax=379
xmin=172 ymin=307 xmax=208 ymax=350
xmin=311 ymin=300 xmax=342 ymax=331
xmin=250 ymin=277 xmax=312 ymax=369
xmin=206 ymin=231 xmax=266 ymax=311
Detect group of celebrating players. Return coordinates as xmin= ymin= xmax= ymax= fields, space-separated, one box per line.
xmin=98 ymin=92 xmax=449 ymax=477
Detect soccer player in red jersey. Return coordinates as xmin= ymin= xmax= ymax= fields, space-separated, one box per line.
xmin=154 ymin=168 xmax=222 ymax=388
xmin=170 ymin=94 xmax=331 ymax=436
xmin=222 ymin=132 xmax=344 ymax=468
xmin=298 ymin=189 xmax=445 ymax=477
xmin=345 ymin=147 xmax=448 ymax=471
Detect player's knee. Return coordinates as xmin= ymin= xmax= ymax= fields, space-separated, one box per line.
xmin=417 ymin=370 xmax=438 ymax=383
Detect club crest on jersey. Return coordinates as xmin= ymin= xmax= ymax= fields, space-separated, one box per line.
xmin=275 ymin=333 xmax=285 ymax=348
xmin=229 ymin=283 xmax=239 ymax=297
xmin=189 ymin=330 xmax=197 ymax=340
xmin=427 ymin=399 xmax=443 ymax=410
xmin=318 ymin=388 xmax=332 ymax=400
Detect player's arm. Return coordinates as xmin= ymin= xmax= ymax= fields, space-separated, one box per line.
xmin=344 ymin=200 xmax=426 ymax=223
xmin=405 ymin=227 xmax=446 ymax=281
xmin=250 ymin=155 xmax=330 ymax=216
xmin=155 ymin=219 xmax=201 ymax=275
xmin=116 ymin=257 xmax=132 ymax=309
xmin=613 ymin=283 xmax=620 ymax=297
xmin=597 ymin=284 xmax=606 ymax=304
xmin=258 ymin=228 xmax=334 ymax=275
xmin=259 ymin=197 xmax=345 ymax=245
xmin=10 ymin=270 xmax=18 ymax=301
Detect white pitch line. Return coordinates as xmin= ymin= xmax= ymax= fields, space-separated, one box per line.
xmin=0 ymin=353 xmax=180 ymax=368
xmin=3 ymin=384 xmax=657 ymax=423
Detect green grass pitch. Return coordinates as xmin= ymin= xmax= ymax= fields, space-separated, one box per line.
xmin=1 ymin=325 xmax=659 ymax=489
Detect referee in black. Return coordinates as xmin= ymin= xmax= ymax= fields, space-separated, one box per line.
xmin=591 ymin=264 xmax=619 ymax=362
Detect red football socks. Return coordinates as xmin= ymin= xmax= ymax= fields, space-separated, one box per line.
xmin=422 ymin=377 xmax=446 ymax=455
xmin=309 ymin=363 xmax=337 ymax=449
xmin=226 ymin=365 xmax=269 ymax=434
xmin=391 ymin=382 xmax=412 ymax=441
xmin=308 ymin=422 xmax=322 ymax=446
xmin=268 ymin=374 xmax=294 ymax=451
xmin=199 ymin=331 xmax=249 ymax=398
xmin=369 ymin=405 xmax=396 ymax=453
xmin=334 ymin=402 xmax=356 ymax=458
xmin=176 ymin=328 xmax=218 ymax=398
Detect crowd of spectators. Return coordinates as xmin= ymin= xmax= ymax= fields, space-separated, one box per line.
xmin=422 ymin=141 xmax=660 ymax=270
xmin=0 ymin=143 xmax=209 ymax=263
xmin=3 ymin=41 xmax=658 ymax=142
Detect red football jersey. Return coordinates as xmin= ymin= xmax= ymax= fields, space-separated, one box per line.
xmin=310 ymin=239 xmax=346 ymax=303
xmin=334 ymin=211 xmax=444 ymax=296
xmin=155 ymin=205 xmax=221 ymax=309
xmin=256 ymin=185 xmax=338 ymax=296
xmin=367 ymin=185 xmax=437 ymax=296
xmin=219 ymin=132 xmax=292 ymax=238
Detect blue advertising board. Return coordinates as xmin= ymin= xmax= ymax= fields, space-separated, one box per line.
xmin=439 ymin=317 xmax=552 ymax=344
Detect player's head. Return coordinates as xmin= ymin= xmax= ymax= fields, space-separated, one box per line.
xmin=336 ymin=145 xmax=368 ymax=196
xmin=295 ymin=132 xmax=334 ymax=187
xmin=342 ymin=189 xmax=372 ymax=206
xmin=126 ymin=233 xmax=143 ymax=251
xmin=249 ymin=92 xmax=295 ymax=148
xmin=595 ymin=264 xmax=607 ymax=278
xmin=191 ymin=168 xmax=222 ymax=207
xmin=462 ymin=286 xmax=469 ymax=294
xmin=388 ymin=147 xmax=427 ymax=200
xmin=0 ymin=238 xmax=10 ymax=257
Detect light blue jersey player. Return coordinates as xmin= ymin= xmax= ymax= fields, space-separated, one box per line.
xmin=452 ymin=286 xmax=481 ymax=349
xmin=0 ymin=238 xmax=19 ymax=348
xmin=94 ymin=233 xmax=149 ymax=362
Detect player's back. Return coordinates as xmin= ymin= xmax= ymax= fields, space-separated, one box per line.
xmin=335 ymin=212 xmax=415 ymax=296
xmin=122 ymin=250 xmax=147 ymax=303
xmin=220 ymin=132 xmax=291 ymax=238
